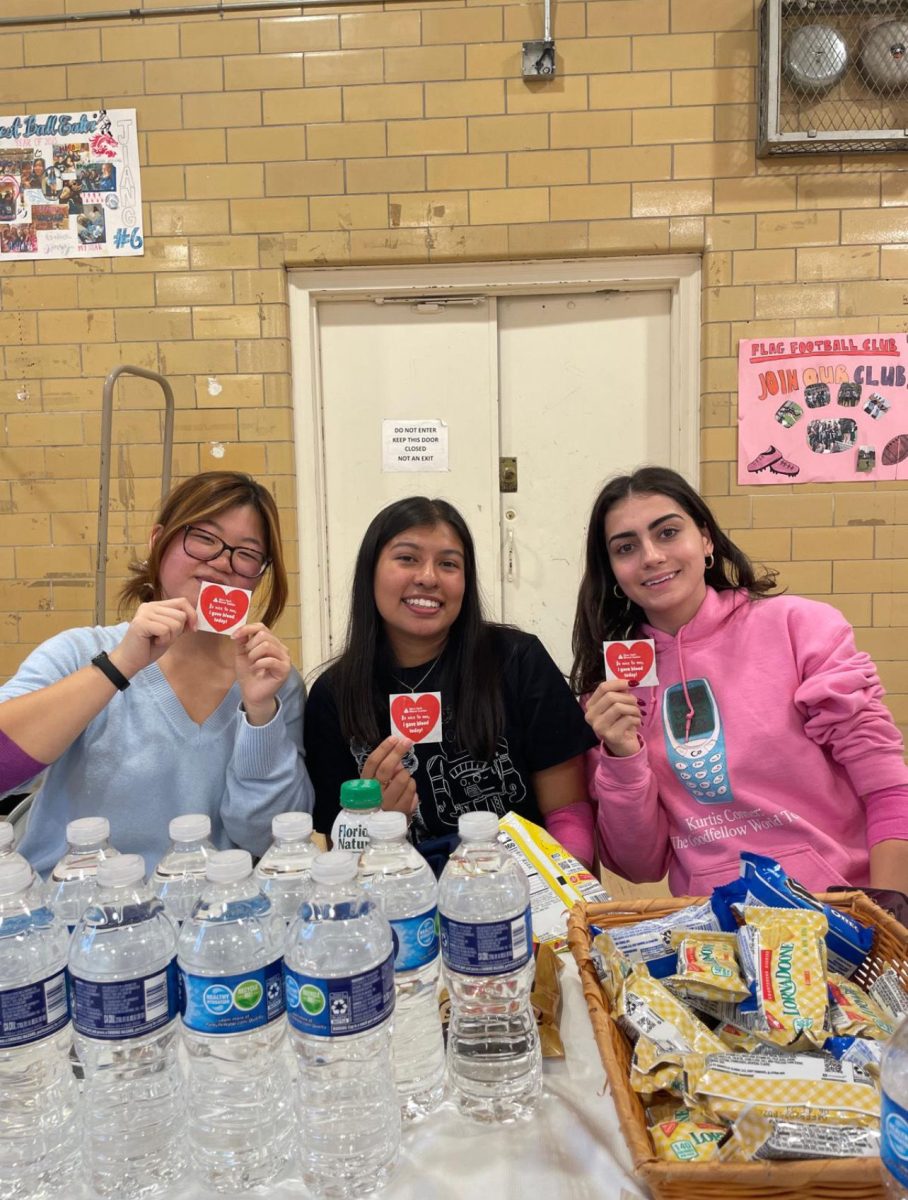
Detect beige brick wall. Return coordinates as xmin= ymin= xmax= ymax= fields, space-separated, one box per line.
xmin=1 ymin=0 xmax=907 ymax=740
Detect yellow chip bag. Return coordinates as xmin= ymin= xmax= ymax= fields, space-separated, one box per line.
xmin=828 ymin=973 xmax=897 ymax=1040
xmin=648 ymin=1113 xmax=728 ymax=1162
xmin=744 ymin=906 xmax=829 ymax=1049
xmin=684 ymin=1051 xmax=880 ymax=1128
xmin=667 ymin=930 xmax=750 ymax=1003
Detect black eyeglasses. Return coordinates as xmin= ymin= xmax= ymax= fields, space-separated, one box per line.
xmin=182 ymin=525 xmax=270 ymax=579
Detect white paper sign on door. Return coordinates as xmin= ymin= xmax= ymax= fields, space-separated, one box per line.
xmin=381 ymin=419 xmax=449 ymax=472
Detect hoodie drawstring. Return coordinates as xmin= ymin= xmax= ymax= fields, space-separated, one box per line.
xmin=676 ymin=624 xmax=695 ymax=742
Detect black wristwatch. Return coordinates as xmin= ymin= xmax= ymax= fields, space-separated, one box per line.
xmin=91 ymin=650 xmax=131 ymax=691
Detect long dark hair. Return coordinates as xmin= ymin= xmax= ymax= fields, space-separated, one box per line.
xmin=331 ymin=497 xmax=504 ymax=760
xmin=119 ymin=471 xmax=288 ymax=628
xmin=571 ymin=467 xmax=777 ymax=695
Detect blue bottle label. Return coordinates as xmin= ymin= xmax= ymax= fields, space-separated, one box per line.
xmin=883 ymin=1090 xmax=908 ymax=1187
xmin=71 ymin=959 xmax=179 ymax=1040
xmin=0 ymin=970 xmax=70 ymax=1048
xmin=391 ymin=907 xmax=439 ymax=973
xmin=180 ymin=958 xmax=285 ymax=1034
xmin=284 ymin=952 xmax=394 ymax=1037
xmin=439 ymin=907 xmax=532 ymax=976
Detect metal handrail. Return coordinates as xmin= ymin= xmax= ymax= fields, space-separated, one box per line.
xmin=95 ymin=365 xmax=174 ymax=626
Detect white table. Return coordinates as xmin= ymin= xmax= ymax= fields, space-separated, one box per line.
xmin=174 ymin=954 xmax=647 ymax=1200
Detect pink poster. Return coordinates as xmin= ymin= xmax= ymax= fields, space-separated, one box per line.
xmin=737 ymin=333 xmax=908 ymax=485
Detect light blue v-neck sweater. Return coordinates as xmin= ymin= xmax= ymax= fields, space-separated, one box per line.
xmin=0 ymin=623 xmax=314 ymax=876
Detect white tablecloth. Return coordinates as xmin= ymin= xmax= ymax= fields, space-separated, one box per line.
xmin=173 ymin=955 xmax=647 ymax=1200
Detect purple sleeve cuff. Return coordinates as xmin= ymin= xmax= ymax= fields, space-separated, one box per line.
xmin=0 ymin=729 xmax=45 ymax=793
xmin=865 ymin=785 xmax=908 ymax=848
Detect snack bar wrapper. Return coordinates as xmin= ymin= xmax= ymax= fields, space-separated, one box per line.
xmin=742 ymin=906 xmax=830 ymax=1049
xmin=868 ymin=967 xmax=908 ymax=1021
xmin=666 ymin=930 xmax=750 ymax=1004
xmin=684 ymin=1051 xmax=881 ymax=1128
xmin=594 ymin=899 xmax=722 ymax=980
xmin=730 ymin=853 xmax=874 ymax=978
xmin=828 ymin=973 xmax=897 ymax=1040
xmin=823 ymin=1036 xmax=885 ymax=1075
xmin=497 ymin=811 xmax=609 ymax=949
xmin=648 ymin=1111 xmax=728 ymax=1163
xmin=717 ymin=1108 xmax=881 ymax=1162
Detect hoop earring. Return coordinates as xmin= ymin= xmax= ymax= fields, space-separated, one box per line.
xmin=612 ymin=584 xmax=625 ymax=600
xmin=704 ymin=553 xmax=715 ymax=570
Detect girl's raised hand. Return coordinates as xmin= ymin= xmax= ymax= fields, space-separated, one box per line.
xmin=362 ymin=735 xmax=418 ymax=816
xmin=111 ymin=598 xmax=196 ymax=679
xmin=585 ymin=679 xmax=643 ymax=758
xmin=232 ymin=623 xmax=291 ymax=725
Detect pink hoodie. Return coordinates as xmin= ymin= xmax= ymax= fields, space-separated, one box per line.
xmin=589 ymin=587 xmax=908 ymax=895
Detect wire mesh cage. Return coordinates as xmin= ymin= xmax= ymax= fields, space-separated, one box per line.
xmin=759 ymin=0 xmax=908 ymax=153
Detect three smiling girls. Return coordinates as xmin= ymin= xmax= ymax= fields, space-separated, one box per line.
xmin=2 ymin=468 xmax=905 ymax=892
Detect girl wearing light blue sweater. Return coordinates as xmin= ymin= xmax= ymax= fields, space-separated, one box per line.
xmin=0 ymin=471 xmax=314 ymax=874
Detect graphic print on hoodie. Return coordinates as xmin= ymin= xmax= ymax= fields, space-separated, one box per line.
xmin=661 ymin=676 xmax=736 ymax=806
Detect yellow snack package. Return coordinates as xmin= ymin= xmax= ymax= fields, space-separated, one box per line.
xmin=743 ymin=906 xmax=829 ymax=1049
xmin=715 ymin=1021 xmax=767 ymax=1053
xmin=591 ymin=930 xmax=637 ymax=1007
xmin=685 ymin=1051 xmax=881 ymax=1128
xmin=667 ymin=930 xmax=750 ymax=1003
xmin=717 ymin=1108 xmax=881 ymax=1162
xmin=648 ymin=1112 xmax=728 ymax=1162
xmin=828 ymin=973 xmax=897 ymax=1040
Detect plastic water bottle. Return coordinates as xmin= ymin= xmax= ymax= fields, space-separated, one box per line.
xmin=438 ymin=810 xmax=541 ymax=1122
xmin=882 ymin=1014 xmax=908 ymax=1199
xmin=0 ymin=821 xmax=45 ymax=906
xmin=69 ymin=853 xmax=186 ymax=1198
xmin=48 ymin=816 xmax=119 ymax=929
xmin=152 ymin=813 xmax=214 ymax=924
xmin=285 ymin=849 xmax=400 ymax=1197
xmin=330 ymin=779 xmax=382 ymax=853
xmin=254 ymin=811 xmax=318 ymax=923
xmin=0 ymin=859 xmax=79 ymax=1200
xmin=177 ymin=849 xmax=294 ymax=1191
xmin=358 ymin=811 xmax=445 ymax=1120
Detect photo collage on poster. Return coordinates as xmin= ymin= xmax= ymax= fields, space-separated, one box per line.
xmin=737 ymin=334 xmax=908 ymax=485
xmin=0 ymin=109 xmax=143 ymax=261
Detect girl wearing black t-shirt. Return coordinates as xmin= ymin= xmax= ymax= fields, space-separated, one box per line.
xmin=304 ymin=496 xmax=596 ymax=870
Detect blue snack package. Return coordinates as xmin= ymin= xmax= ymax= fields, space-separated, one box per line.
xmin=737 ymin=852 xmax=873 ymax=978
xmin=588 ymin=899 xmax=721 ymax=979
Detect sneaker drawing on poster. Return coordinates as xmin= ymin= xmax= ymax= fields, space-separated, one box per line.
xmin=196 ymin=581 xmax=251 ymax=635
xmin=603 ymin=639 xmax=658 ymax=687
xmin=390 ymin=692 xmax=443 ymax=744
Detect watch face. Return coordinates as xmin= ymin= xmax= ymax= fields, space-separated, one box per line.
xmin=783 ymin=24 xmax=848 ymax=91
xmin=862 ymin=21 xmax=908 ymax=90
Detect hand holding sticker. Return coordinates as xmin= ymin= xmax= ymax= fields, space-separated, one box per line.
xmin=603 ymin=639 xmax=658 ymax=687
xmin=389 ymin=692 xmax=442 ymax=744
xmin=197 ymin=581 xmax=251 ymax=635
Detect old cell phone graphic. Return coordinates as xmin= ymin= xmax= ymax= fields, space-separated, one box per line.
xmin=662 ymin=678 xmax=732 ymax=805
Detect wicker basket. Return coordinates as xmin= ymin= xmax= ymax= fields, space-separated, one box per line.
xmin=567 ymin=892 xmax=908 ymax=1200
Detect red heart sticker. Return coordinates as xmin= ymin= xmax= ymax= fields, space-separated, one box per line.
xmin=390 ymin=693 xmax=441 ymax=743
xmin=605 ymin=641 xmax=655 ymax=686
xmin=199 ymin=583 xmax=250 ymax=633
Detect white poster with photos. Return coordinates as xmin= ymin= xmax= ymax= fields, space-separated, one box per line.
xmin=0 ymin=108 xmax=143 ymax=261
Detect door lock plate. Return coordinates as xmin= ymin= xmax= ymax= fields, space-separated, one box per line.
xmin=499 ymin=456 xmax=518 ymax=492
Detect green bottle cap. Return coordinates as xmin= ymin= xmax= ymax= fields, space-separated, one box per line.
xmin=339 ymin=778 xmax=382 ymax=811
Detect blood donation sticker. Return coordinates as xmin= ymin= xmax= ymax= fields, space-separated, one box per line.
xmin=603 ymin=639 xmax=658 ymax=687
xmin=389 ymin=692 xmax=443 ymax=743
xmin=197 ymin=581 xmax=251 ymax=635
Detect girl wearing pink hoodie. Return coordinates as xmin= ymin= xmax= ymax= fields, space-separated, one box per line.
xmin=568 ymin=466 xmax=908 ymax=896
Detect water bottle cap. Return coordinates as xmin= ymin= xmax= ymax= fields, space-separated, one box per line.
xmin=339 ymin=779 xmax=382 ymax=811
xmin=272 ymin=812 xmax=313 ymax=839
xmin=97 ymin=853 xmax=144 ymax=888
xmin=168 ymin=813 xmax=211 ymax=842
xmin=368 ymin=811 xmax=407 ymax=841
xmin=457 ymin=811 xmax=499 ymax=842
xmin=206 ymin=849 xmax=252 ymax=883
xmin=0 ymin=858 xmax=32 ymax=896
xmin=67 ymin=816 xmax=110 ymax=846
xmin=312 ymin=849 xmax=357 ymax=884
xmin=0 ymin=822 xmax=14 ymax=850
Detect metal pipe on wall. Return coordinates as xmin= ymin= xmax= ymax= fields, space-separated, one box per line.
xmin=0 ymin=0 xmax=419 ymax=29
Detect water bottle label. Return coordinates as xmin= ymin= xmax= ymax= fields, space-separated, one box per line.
xmin=439 ymin=908 xmax=532 ymax=976
xmin=391 ymin=907 xmax=439 ymax=973
xmin=0 ymin=970 xmax=70 ymax=1048
xmin=331 ymin=815 xmax=372 ymax=853
xmin=71 ymin=959 xmax=179 ymax=1040
xmin=284 ymin=951 xmax=394 ymax=1037
xmin=180 ymin=958 xmax=285 ymax=1034
xmin=883 ymin=1091 xmax=908 ymax=1187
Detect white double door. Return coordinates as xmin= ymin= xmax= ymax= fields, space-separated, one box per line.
xmin=291 ymin=259 xmax=698 ymax=677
